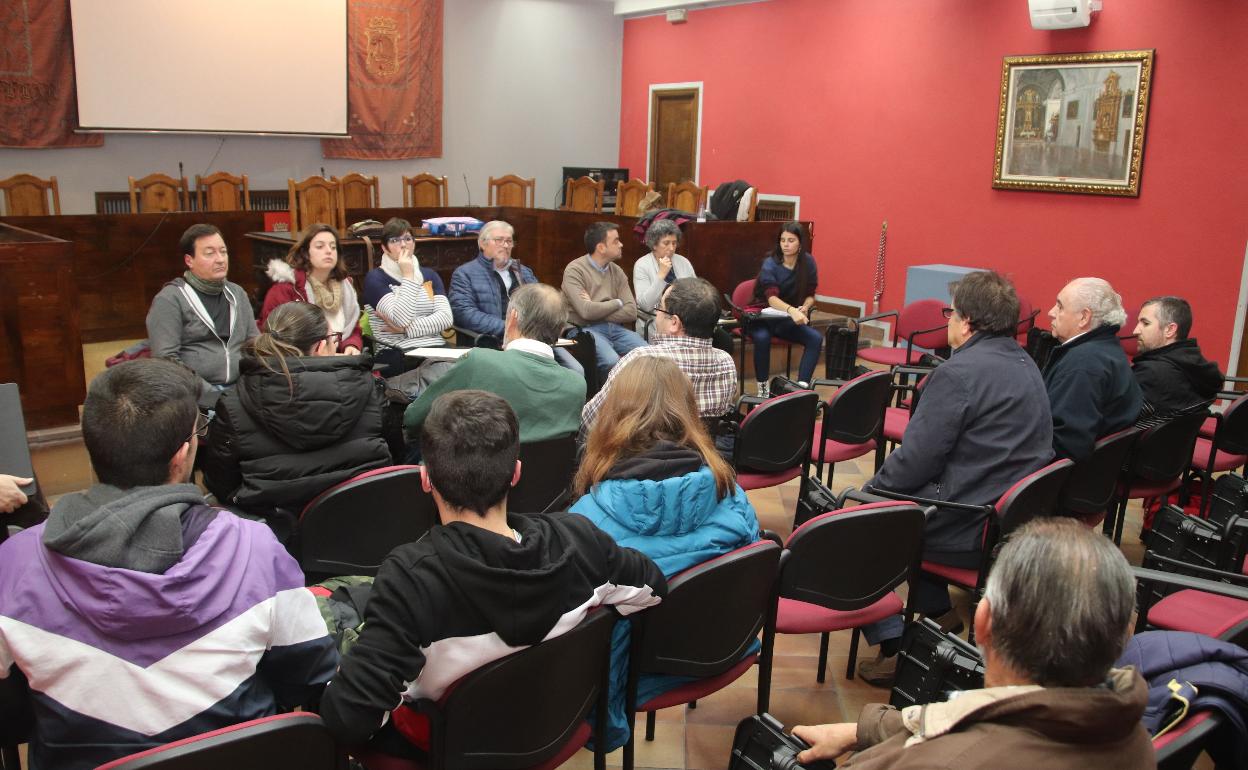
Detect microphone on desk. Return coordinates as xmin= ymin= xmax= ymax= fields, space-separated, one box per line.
xmin=320 ymin=166 xmax=326 ymax=179
xmin=463 ymin=174 xmax=472 ymax=206
xmin=178 ymin=161 xmax=183 ymax=180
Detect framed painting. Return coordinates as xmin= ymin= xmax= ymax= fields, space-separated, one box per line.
xmin=993 ymin=50 xmax=1154 ymax=197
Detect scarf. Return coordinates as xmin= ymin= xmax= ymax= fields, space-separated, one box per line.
xmin=183 ymin=270 xmax=224 ymax=295
xmin=380 ymin=253 xmax=420 ymax=282
xmin=307 ymin=274 xmax=342 ymax=313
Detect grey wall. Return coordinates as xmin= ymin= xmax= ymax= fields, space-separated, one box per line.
xmin=0 ymin=0 xmax=623 ymax=214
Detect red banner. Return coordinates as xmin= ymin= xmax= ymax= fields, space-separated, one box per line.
xmin=0 ymin=0 xmax=101 ymax=148
xmin=322 ymin=0 xmax=442 ymax=160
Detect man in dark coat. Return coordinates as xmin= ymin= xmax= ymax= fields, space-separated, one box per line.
xmin=857 ymin=271 xmax=1053 ymax=685
xmin=1131 ymin=295 xmax=1224 ymax=427
xmin=1044 ymin=277 xmax=1142 ymax=461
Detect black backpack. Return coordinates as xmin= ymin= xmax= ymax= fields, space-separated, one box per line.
xmin=709 ymin=180 xmax=751 ymax=221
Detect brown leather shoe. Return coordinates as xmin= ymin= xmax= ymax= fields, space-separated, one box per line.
xmin=857 ymin=652 xmax=898 ymax=688
xmin=930 ymin=609 xmax=965 ymax=635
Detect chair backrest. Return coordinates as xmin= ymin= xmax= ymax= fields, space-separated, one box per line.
xmin=896 ymin=299 xmax=949 ymax=349
xmin=729 ymin=279 xmax=758 ymax=315
xmin=822 ymin=370 xmax=892 ymax=445
xmin=298 ymin=465 xmax=436 ymax=578
xmin=994 ymin=458 xmax=1077 ymax=535
xmin=509 ymin=434 xmax=578 ymax=513
xmin=0 ymin=173 xmax=60 ymax=215
xmin=781 ymin=501 xmax=925 ymax=612
xmin=129 ymin=173 xmax=189 ymax=213
xmin=335 ymin=172 xmax=379 ymax=209
xmin=433 ymin=610 xmax=615 ymax=770
xmin=195 ymin=172 xmax=250 ymax=212
xmin=1060 ymin=427 xmax=1141 ymax=515
xmin=632 ymin=541 xmax=781 ymax=679
xmin=614 ymin=178 xmax=651 ymax=217
xmin=402 ymin=173 xmax=449 ymax=207
xmin=289 ymin=175 xmax=345 ymax=232
xmin=1130 ymin=411 xmax=1209 ymax=482
xmin=665 ymin=181 xmax=708 ymax=213
xmin=733 ymin=390 xmax=820 ymax=474
xmin=1213 ymin=393 xmax=1248 ymax=456
xmin=1154 ymin=710 xmax=1223 ymax=770
xmin=488 ymin=174 xmax=535 ymax=208
xmin=563 ymin=175 xmax=604 ymax=213
xmin=95 ymin=712 xmax=341 ymax=770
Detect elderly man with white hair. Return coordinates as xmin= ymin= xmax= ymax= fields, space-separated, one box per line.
xmin=1044 ymin=277 xmax=1142 ymax=461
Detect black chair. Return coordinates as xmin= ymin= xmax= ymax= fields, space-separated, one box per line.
xmin=95 ymin=712 xmax=344 ymax=770
xmin=731 ymin=389 xmax=820 ymax=496
xmin=1155 ymin=710 xmax=1226 ymax=770
xmin=1134 ymin=558 xmax=1248 ymax=647
xmin=1059 ymin=427 xmax=1141 ymax=527
xmin=623 ymin=541 xmax=782 ymax=770
xmin=0 ymin=667 xmax=32 ymax=770
xmin=510 ymin=435 xmax=578 ymax=513
xmin=298 ymin=466 xmax=437 ymax=581
xmin=809 ymin=370 xmax=892 ymax=488
xmin=1189 ymin=392 xmax=1248 ymax=516
xmin=360 ymin=610 xmax=616 ymax=770
xmin=1108 ymin=411 xmax=1209 ymax=545
xmin=563 ymin=327 xmax=601 ymax=398
xmin=774 ymin=501 xmax=926 ymax=686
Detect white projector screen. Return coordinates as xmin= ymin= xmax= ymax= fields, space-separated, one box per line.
xmin=70 ymin=0 xmax=348 ymax=135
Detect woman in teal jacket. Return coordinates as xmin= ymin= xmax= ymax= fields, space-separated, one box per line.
xmin=570 ymin=356 xmax=759 ymax=750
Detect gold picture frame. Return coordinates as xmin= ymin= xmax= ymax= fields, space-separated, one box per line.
xmin=993 ymin=49 xmax=1154 ymax=197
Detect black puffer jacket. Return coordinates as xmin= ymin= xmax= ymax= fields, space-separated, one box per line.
xmin=203 ymin=354 xmax=393 ymax=516
xmin=1132 ymin=338 xmax=1223 ymax=423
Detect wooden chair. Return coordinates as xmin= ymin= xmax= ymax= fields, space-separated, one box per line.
xmin=0 ymin=174 xmax=60 ymax=215
xmin=334 ymin=172 xmax=379 ymax=210
xmin=288 ymin=175 xmax=345 ymax=232
xmin=666 ymin=181 xmax=708 ymax=213
xmin=128 ymin=173 xmax=189 ymax=213
xmin=614 ymin=178 xmax=651 ymax=217
xmin=195 ymin=172 xmax=251 ymax=212
xmin=488 ymin=174 xmax=536 ymax=208
xmin=563 ymin=175 xmax=605 ymax=213
xmin=402 ymin=173 xmax=449 ymax=207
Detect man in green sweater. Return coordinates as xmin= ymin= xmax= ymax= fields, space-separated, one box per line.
xmin=562 ymin=222 xmax=648 ymax=380
xmin=403 ymin=283 xmax=586 ymax=446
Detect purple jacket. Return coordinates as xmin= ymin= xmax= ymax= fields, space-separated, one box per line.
xmin=0 ymin=510 xmax=338 ymax=770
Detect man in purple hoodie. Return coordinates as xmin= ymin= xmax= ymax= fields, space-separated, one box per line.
xmin=0 ymin=358 xmax=338 ymax=770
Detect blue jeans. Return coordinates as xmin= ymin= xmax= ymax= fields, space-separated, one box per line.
xmin=749 ymin=318 xmax=823 ymax=383
xmin=553 ymin=346 xmax=583 ymax=376
xmin=583 ymin=323 xmax=647 ymax=380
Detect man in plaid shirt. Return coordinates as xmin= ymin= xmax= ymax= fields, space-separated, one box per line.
xmin=582 ymin=277 xmax=738 ymax=428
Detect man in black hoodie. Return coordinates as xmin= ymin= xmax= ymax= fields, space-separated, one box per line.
xmin=320 ymin=390 xmax=667 ymax=757
xmin=1131 ymin=296 xmax=1224 ymax=427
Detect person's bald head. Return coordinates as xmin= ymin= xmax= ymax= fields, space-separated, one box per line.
xmin=1048 ymin=277 xmax=1127 ymax=342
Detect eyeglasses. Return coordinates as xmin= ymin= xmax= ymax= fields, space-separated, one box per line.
xmin=188 ymin=412 xmax=209 ymax=443
xmin=324 ymin=331 xmax=343 ymax=347
xmin=652 ymin=305 xmax=676 ymax=318
xmin=488 ymin=237 xmax=515 ymax=246
xmin=386 ymin=235 xmax=415 ymax=245
xmin=941 ymin=307 xmax=957 ymax=319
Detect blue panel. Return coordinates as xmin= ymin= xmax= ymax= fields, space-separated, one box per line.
xmin=903 ymin=264 xmax=989 ymax=306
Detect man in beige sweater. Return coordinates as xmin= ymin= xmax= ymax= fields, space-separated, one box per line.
xmin=562 ymin=222 xmax=648 ymax=380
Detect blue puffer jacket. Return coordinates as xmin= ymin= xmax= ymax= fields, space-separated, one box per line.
xmin=570 ymin=442 xmax=760 ymax=750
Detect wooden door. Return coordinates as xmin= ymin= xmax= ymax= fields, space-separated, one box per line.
xmin=649 ymin=88 xmax=699 ymax=190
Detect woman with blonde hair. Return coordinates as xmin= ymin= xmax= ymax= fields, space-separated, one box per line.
xmin=570 ymin=356 xmax=759 ymax=750
xmin=261 ymin=223 xmax=363 ymax=355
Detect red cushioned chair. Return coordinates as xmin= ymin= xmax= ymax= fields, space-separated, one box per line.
xmin=878 ymin=365 xmax=934 ymax=465
xmin=809 ymin=370 xmax=891 ymax=489
xmin=731 ymin=389 xmax=820 ymax=493
xmin=298 ymin=466 xmax=437 ymax=581
xmin=854 ymin=299 xmax=947 ymax=367
xmin=359 ymin=610 xmax=615 ymax=770
xmin=623 ymin=541 xmax=782 ymax=770
xmin=510 ymin=435 xmax=578 ymax=514
xmin=1199 ymin=379 xmax=1248 ymax=440
xmin=1155 ymin=710 xmax=1226 ymax=770
xmin=1059 ymin=427 xmax=1141 ymax=528
xmin=1135 ymin=556 xmax=1248 ymax=648
xmin=1189 ymin=392 xmax=1248 ymax=516
xmin=774 ymin=501 xmax=926 ymax=685
xmin=95 ymin=712 xmax=344 ymax=769
xmin=725 ymin=279 xmax=796 ymax=388
xmin=1106 ymin=411 xmax=1209 ymax=545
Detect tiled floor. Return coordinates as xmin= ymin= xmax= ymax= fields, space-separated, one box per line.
xmin=19 ymin=343 xmax=1178 ymax=769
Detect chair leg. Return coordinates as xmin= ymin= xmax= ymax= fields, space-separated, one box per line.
xmin=623 ymin=714 xmax=635 ymax=770
xmin=875 ymin=439 xmax=888 ymax=472
xmin=645 ymin=710 xmax=656 ymax=741
xmin=1113 ymin=495 xmax=1129 ymax=545
xmin=824 ymin=461 xmax=836 ymax=490
xmin=785 ymin=345 xmax=794 ymax=380
xmin=847 ymin=628 xmax=860 ymax=680
xmin=816 ymin=632 xmax=829 ymax=683
xmin=689 ymin=699 xmax=697 ymax=709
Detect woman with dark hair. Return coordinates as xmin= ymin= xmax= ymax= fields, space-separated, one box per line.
xmin=746 ymin=221 xmax=822 ymax=396
xmin=569 ymin=356 xmax=759 ymax=750
xmin=202 ymin=302 xmax=393 ymax=535
xmin=261 ymin=223 xmax=363 ymax=355
xmin=361 ymin=217 xmax=453 ymax=376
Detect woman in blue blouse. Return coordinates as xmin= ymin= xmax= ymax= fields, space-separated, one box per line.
xmin=747 ymin=221 xmax=822 ymax=396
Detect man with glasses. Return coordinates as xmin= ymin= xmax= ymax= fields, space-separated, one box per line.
xmin=582 ymin=277 xmax=736 ymax=429
xmin=855 ymin=270 xmax=1053 ymax=688
xmin=0 ymin=358 xmax=337 ymax=769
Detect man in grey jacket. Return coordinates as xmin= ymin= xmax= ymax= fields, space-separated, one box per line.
xmin=146 ymin=224 xmax=258 ymax=408
xmin=857 ymin=271 xmax=1054 ymax=687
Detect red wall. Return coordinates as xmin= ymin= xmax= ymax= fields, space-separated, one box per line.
xmin=620 ymin=0 xmax=1248 ymax=369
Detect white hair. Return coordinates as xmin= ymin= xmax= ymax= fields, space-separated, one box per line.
xmin=477 ymin=220 xmax=514 ymax=247
xmin=1067 ymin=277 xmax=1127 ymax=329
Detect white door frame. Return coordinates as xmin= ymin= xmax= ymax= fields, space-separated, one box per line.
xmin=1228 ymin=238 xmax=1248 ymax=378
xmin=645 ymin=82 xmax=703 ymax=185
